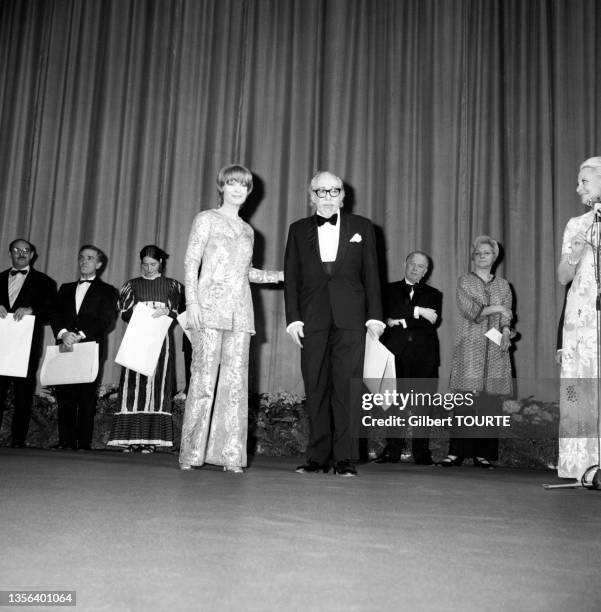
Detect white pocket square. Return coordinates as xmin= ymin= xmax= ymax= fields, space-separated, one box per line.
xmin=350 ymin=233 xmax=362 ymax=243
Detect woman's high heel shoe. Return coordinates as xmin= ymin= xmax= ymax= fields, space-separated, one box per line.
xmin=437 ymin=455 xmax=464 ymax=467
xmin=223 ymin=466 xmax=243 ymax=474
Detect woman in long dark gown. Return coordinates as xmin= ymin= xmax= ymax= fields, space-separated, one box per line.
xmin=108 ymin=245 xmax=184 ymax=453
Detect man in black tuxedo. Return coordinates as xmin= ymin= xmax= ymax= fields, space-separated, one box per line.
xmin=376 ymin=251 xmax=442 ymax=465
xmin=0 ymin=239 xmax=57 ymax=447
xmin=50 ymin=245 xmax=117 ymax=450
xmin=284 ymin=171 xmax=384 ymax=476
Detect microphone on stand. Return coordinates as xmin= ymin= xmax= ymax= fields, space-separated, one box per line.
xmin=589 ymin=198 xmax=601 ymax=222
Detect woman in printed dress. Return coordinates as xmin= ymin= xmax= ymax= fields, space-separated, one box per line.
xmin=557 ymin=156 xmax=601 ymax=482
xmin=108 ymin=245 xmax=184 ymax=453
xmin=440 ymin=235 xmax=515 ymax=468
xmin=179 ymin=164 xmax=283 ymax=473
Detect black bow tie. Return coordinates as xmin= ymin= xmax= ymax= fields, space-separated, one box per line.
xmin=78 ymin=279 xmax=93 ymax=285
xmin=10 ymin=269 xmax=27 ymax=276
xmin=316 ymin=213 xmax=338 ymax=227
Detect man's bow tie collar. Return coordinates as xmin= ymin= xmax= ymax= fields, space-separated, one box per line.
xmin=10 ymin=269 xmax=27 ymax=276
xmin=78 ymin=279 xmax=93 ymax=285
xmin=316 ymin=213 xmax=338 ymax=227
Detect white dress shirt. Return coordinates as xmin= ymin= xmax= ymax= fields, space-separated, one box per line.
xmin=317 ymin=213 xmax=340 ymax=262
xmin=8 ymin=267 xmax=29 ymax=308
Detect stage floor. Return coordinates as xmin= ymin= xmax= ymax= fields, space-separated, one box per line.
xmin=1 ymin=449 xmax=600 ymax=612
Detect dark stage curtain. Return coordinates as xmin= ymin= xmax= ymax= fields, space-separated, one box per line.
xmin=1 ymin=0 xmax=600 ymax=394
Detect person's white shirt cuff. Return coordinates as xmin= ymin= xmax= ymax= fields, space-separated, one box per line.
xmin=286 ymin=321 xmax=304 ymax=333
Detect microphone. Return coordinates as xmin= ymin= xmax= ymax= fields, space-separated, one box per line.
xmin=589 ymin=198 xmax=601 ymax=221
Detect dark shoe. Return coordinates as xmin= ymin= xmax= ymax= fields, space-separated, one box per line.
xmin=437 ymin=455 xmax=464 ymax=467
xmin=414 ymin=457 xmax=434 ymax=466
xmin=373 ymin=452 xmax=400 ymax=464
xmin=295 ymin=462 xmax=330 ymax=474
xmin=334 ymin=461 xmax=357 ymax=477
xmin=473 ymin=457 xmax=495 ymax=469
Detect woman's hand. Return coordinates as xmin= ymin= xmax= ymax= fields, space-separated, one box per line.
xmin=151 ymin=307 xmax=169 ymax=318
xmin=569 ymin=231 xmax=587 ymax=263
xmin=186 ymin=303 xmax=202 ymax=330
xmin=482 ymin=304 xmax=512 ymax=319
xmin=500 ymin=329 xmax=512 ymax=352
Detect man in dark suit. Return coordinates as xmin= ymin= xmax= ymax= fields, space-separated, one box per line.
xmin=50 ymin=245 xmax=117 ymax=450
xmin=0 ymin=239 xmax=57 ymax=447
xmin=284 ymin=171 xmax=384 ymax=476
xmin=375 ymin=251 xmax=442 ymax=465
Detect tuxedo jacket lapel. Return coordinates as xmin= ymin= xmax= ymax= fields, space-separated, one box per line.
xmin=78 ymin=279 xmax=101 ymax=316
xmin=307 ymin=216 xmax=331 ymax=276
xmin=12 ymin=271 xmax=32 ymax=309
xmin=0 ymin=270 xmax=9 ymax=308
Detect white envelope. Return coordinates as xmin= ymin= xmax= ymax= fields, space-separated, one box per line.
xmin=40 ymin=342 xmax=99 ymax=386
xmin=363 ymin=333 xmax=397 ymax=407
xmin=485 ymin=328 xmax=503 ymax=346
xmin=177 ymin=311 xmax=191 ymax=340
xmin=0 ymin=314 xmax=35 ymax=377
xmin=115 ymin=303 xmax=172 ymax=377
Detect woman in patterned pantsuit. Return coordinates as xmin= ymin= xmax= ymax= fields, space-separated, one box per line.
xmin=179 ymin=165 xmax=283 ymax=473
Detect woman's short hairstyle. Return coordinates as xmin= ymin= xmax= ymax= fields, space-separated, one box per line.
xmin=216 ymin=164 xmax=253 ymax=203
xmin=139 ymin=244 xmax=168 ymax=265
xmin=580 ymin=157 xmax=601 ymax=176
xmin=471 ymin=235 xmax=499 ymax=261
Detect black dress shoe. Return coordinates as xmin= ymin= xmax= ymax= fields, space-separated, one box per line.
xmin=413 ymin=457 xmax=434 ymax=465
xmin=295 ymin=462 xmax=330 ymax=474
xmin=437 ymin=455 xmax=464 ymax=467
xmin=334 ymin=461 xmax=357 ymax=477
xmin=373 ymin=452 xmax=400 ymax=464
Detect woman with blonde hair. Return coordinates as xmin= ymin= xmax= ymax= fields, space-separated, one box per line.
xmin=179 ymin=164 xmax=283 ymax=473
xmin=440 ymin=235 xmax=514 ymax=468
xmin=557 ymin=156 xmax=601 ymax=482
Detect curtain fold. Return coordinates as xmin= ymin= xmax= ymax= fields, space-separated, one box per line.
xmin=1 ymin=0 xmax=600 ymax=394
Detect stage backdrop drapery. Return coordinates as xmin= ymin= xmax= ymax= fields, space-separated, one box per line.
xmin=1 ymin=0 xmax=600 ymax=396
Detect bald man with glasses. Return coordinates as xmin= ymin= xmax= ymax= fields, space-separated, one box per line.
xmin=284 ymin=171 xmax=384 ymax=477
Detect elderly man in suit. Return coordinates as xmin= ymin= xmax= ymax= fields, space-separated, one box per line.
xmin=50 ymin=245 xmax=117 ymax=450
xmin=0 ymin=239 xmax=57 ymax=447
xmin=284 ymin=170 xmax=384 ymax=477
xmin=375 ymin=251 xmax=442 ymax=465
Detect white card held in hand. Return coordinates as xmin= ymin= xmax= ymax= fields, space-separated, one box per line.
xmin=0 ymin=314 xmax=35 ymax=377
xmin=485 ymin=328 xmax=503 ymax=346
xmin=115 ymin=303 xmax=172 ymax=376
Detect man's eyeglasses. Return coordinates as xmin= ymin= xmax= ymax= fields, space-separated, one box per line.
xmin=313 ymin=188 xmax=342 ymax=199
xmin=11 ymin=248 xmax=31 ymax=255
